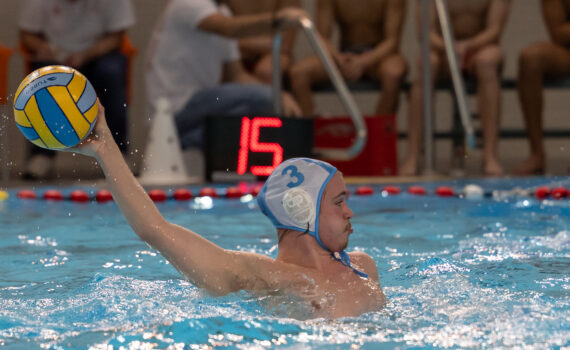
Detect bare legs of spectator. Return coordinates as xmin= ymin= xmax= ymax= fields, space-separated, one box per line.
xmin=401 ymin=47 xmax=504 ymax=177
xmin=516 ymin=41 xmax=570 ymax=175
xmin=372 ymin=54 xmax=408 ymax=115
xmin=290 ymin=54 xmax=407 ymax=117
xmin=250 ymin=54 xmax=291 ymax=84
xmin=289 ymin=56 xmax=329 ymax=116
xmin=400 ymin=52 xmax=441 ymax=176
xmin=473 ymin=45 xmax=504 ymax=176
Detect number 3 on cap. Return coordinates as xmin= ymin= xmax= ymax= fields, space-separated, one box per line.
xmin=282 ymin=165 xmax=304 ymax=188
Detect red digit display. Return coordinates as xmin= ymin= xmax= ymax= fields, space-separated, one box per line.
xmin=237 ymin=117 xmax=251 ymax=175
xmin=237 ymin=117 xmax=283 ymax=176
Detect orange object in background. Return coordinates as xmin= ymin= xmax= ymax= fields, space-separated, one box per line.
xmin=314 ymin=115 xmax=398 ymax=176
xmin=0 ymin=43 xmax=13 ymax=105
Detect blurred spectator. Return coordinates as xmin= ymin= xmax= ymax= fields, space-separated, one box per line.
xmin=227 ymin=0 xmax=301 ymax=84
xmin=19 ymin=0 xmax=135 ymax=180
xmin=516 ymin=0 xmax=570 ymax=175
xmin=400 ymin=0 xmax=511 ymax=176
xmin=145 ymin=0 xmax=303 ymax=150
xmin=289 ymin=0 xmax=408 ymax=116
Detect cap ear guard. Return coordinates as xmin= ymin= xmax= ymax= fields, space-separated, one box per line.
xmin=282 ymin=187 xmax=316 ymax=227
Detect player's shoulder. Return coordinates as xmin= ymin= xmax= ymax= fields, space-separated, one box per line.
xmin=348 ymin=250 xmax=374 ymax=262
xmin=349 ymin=251 xmax=379 ymax=280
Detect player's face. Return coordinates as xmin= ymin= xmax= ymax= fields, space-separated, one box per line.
xmin=318 ymin=173 xmax=354 ymax=252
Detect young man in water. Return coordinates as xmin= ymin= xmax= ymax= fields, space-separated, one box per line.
xmin=400 ymin=0 xmax=511 ymax=176
xmin=70 ymin=102 xmax=386 ymax=319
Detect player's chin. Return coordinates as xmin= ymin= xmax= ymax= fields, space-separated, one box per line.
xmin=339 ymin=238 xmax=349 ymax=251
xmin=329 ymin=239 xmax=348 ymax=252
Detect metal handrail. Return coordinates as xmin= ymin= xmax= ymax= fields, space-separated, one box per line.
xmin=434 ymin=0 xmax=475 ymax=150
xmin=271 ymin=32 xmax=283 ymax=116
xmin=421 ymin=0 xmax=476 ymax=174
xmin=421 ymin=0 xmax=434 ymax=174
xmin=271 ymin=17 xmax=367 ymax=161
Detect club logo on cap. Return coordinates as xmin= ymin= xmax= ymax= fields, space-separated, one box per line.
xmin=282 ymin=188 xmax=315 ymax=226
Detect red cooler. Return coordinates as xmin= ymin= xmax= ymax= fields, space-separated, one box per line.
xmin=314 ymin=115 xmax=397 ymax=176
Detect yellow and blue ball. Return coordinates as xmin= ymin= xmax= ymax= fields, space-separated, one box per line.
xmin=13 ymin=65 xmax=98 ymax=150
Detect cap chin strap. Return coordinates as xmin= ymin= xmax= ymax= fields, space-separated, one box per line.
xmin=310 ymin=229 xmax=369 ymax=279
xmin=331 ymin=251 xmax=369 ymax=279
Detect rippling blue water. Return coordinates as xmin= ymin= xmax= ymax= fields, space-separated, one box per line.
xmin=0 ymin=177 xmax=569 ymax=349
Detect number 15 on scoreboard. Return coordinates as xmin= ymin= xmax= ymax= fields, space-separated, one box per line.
xmin=237 ymin=117 xmax=283 ymax=176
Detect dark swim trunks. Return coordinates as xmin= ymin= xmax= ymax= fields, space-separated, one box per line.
xmin=340 ymin=43 xmax=376 ymax=54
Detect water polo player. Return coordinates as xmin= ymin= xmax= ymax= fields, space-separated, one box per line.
xmin=68 ymin=101 xmax=386 ymax=319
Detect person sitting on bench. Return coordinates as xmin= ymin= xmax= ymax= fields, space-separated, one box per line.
xmin=289 ymin=0 xmax=408 ymax=117
xmin=515 ymin=0 xmax=570 ymax=175
xmin=400 ymin=0 xmax=511 ymax=177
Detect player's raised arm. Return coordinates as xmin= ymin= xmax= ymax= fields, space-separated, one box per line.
xmin=69 ymin=101 xmax=255 ymax=295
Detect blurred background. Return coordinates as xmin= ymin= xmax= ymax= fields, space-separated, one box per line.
xmin=1 ymin=0 xmax=569 ymax=182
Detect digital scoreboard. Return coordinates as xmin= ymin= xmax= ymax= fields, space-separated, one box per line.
xmin=205 ymin=116 xmax=314 ymax=180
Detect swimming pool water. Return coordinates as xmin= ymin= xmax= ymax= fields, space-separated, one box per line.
xmin=0 ymin=177 xmax=569 ymax=349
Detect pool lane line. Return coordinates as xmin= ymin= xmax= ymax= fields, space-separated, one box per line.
xmin=13 ymin=186 xmax=255 ymax=203
xmin=11 ymin=185 xmax=569 ymax=203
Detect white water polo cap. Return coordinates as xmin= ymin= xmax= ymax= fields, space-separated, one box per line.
xmin=257 ymin=158 xmax=337 ymax=244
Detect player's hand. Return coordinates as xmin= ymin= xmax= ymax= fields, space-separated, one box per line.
xmin=454 ymin=41 xmax=471 ymax=69
xmin=341 ymin=54 xmax=367 ymax=82
xmin=65 ymin=100 xmax=114 ymax=158
xmin=64 ymin=52 xmax=89 ymax=68
xmin=335 ymin=53 xmax=351 ymax=77
xmin=34 ymin=42 xmax=59 ymax=61
xmin=275 ymin=7 xmax=310 ymax=28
